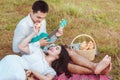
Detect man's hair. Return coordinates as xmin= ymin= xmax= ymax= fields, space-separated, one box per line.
xmin=32 ymin=0 xmax=49 ymax=13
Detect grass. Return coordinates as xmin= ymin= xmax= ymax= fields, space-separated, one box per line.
xmin=0 ymin=0 xmax=120 ymax=79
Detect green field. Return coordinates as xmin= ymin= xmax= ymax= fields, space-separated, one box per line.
xmin=0 ymin=0 xmax=120 ymax=79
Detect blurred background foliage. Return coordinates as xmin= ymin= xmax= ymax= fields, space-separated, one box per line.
xmin=0 ymin=0 xmax=120 ymax=79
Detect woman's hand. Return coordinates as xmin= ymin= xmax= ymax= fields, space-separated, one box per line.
xmin=25 ymin=69 xmax=54 ymax=80
xmin=26 ymin=70 xmax=32 ymax=77
xmin=33 ymin=23 xmax=41 ymax=34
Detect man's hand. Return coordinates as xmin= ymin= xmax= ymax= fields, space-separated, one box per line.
xmin=39 ymin=38 xmax=49 ymax=46
xmin=55 ymin=27 xmax=63 ymax=37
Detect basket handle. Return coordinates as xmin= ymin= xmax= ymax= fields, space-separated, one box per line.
xmin=71 ymin=34 xmax=97 ymax=54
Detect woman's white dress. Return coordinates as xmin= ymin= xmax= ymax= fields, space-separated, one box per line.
xmin=0 ymin=42 xmax=56 ymax=80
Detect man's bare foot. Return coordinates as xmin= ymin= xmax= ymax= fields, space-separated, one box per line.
xmin=95 ymin=55 xmax=111 ymax=74
xmin=101 ymin=63 xmax=112 ymax=75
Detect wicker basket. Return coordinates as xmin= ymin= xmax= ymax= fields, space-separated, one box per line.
xmin=70 ymin=34 xmax=97 ymax=61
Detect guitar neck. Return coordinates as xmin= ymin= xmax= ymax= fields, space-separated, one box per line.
xmin=48 ymin=27 xmax=59 ymax=38
xmin=48 ymin=19 xmax=67 ymax=38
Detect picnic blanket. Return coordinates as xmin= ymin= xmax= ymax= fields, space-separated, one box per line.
xmin=27 ymin=73 xmax=112 ymax=80
xmin=53 ymin=73 xmax=112 ymax=80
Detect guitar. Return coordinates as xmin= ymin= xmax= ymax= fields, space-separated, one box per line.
xmin=31 ymin=19 xmax=67 ymax=43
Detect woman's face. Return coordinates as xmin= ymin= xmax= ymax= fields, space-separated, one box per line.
xmin=47 ymin=45 xmax=61 ymax=58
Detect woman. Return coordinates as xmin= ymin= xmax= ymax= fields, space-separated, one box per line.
xmin=25 ymin=45 xmax=112 ymax=80
xmin=0 ymin=26 xmax=111 ymax=80
xmin=0 ymin=26 xmax=65 ymax=80
xmin=23 ymin=25 xmax=111 ymax=79
xmin=52 ymin=48 xmax=112 ymax=76
xmin=24 ymin=25 xmax=111 ymax=79
xmin=52 ymin=49 xmax=112 ymax=80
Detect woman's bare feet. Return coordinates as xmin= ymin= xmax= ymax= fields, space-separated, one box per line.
xmin=95 ymin=55 xmax=111 ymax=74
xmin=101 ymin=63 xmax=112 ymax=74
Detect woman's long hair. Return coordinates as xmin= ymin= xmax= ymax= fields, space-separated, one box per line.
xmin=52 ymin=45 xmax=71 ymax=77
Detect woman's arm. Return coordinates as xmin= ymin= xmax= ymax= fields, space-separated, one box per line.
xmin=18 ymin=32 xmax=37 ymax=54
xmin=33 ymin=70 xmax=54 ymax=80
xmin=18 ymin=24 xmax=40 ymax=54
xmin=26 ymin=70 xmax=54 ymax=80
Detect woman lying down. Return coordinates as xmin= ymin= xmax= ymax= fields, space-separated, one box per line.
xmin=0 ymin=27 xmax=112 ymax=80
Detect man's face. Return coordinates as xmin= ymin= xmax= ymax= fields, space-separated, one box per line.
xmin=32 ymin=11 xmax=47 ymax=23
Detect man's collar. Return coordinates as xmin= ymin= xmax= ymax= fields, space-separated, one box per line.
xmin=27 ymin=14 xmax=34 ymax=28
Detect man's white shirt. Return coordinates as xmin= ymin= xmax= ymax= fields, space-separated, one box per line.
xmin=12 ymin=14 xmax=47 ymax=53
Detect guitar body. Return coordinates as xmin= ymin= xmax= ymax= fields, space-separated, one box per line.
xmin=31 ymin=33 xmax=50 ymax=42
xmin=31 ymin=19 xmax=67 ymax=43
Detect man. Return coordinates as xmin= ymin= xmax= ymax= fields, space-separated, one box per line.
xmin=12 ymin=0 xmax=63 ymax=54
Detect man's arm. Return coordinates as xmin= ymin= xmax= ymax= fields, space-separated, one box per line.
xmin=49 ymin=27 xmax=63 ymax=43
xmin=12 ymin=24 xmax=28 ymax=53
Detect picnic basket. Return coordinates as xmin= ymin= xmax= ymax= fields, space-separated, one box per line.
xmin=70 ymin=34 xmax=97 ymax=61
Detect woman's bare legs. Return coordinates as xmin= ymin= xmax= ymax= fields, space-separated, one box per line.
xmin=67 ymin=48 xmax=97 ymax=71
xmin=67 ymin=48 xmax=111 ymax=74
xmin=68 ymin=63 xmax=94 ymax=74
xmin=68 ymin=62 xmax=112 ymax=75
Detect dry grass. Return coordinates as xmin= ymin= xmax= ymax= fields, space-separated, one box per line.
xmin=0 ymin=0 xmax=120 ymax=79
